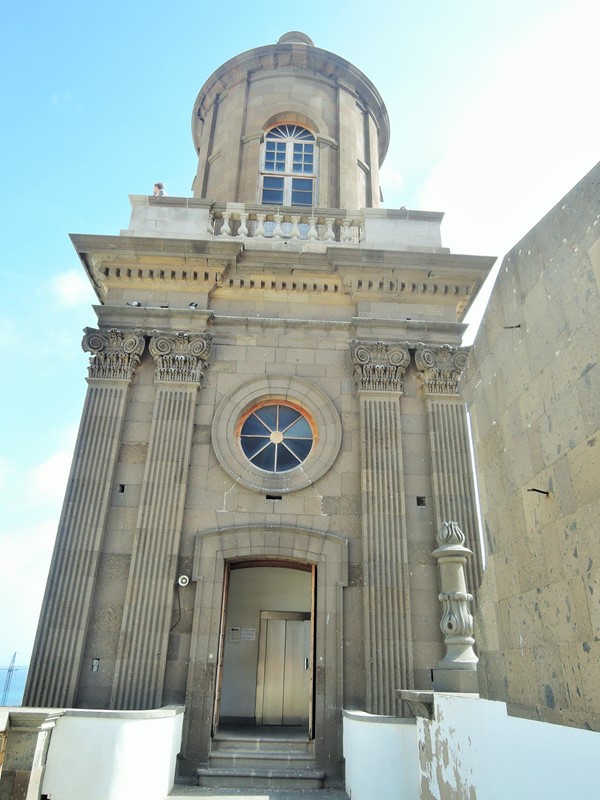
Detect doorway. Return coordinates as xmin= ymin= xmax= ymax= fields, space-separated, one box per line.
xmin=214 ymin=562 xmax=314 ymax=734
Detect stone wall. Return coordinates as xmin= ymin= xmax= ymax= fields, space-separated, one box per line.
xmin=463 ymin=160 xmax=600 ymax=729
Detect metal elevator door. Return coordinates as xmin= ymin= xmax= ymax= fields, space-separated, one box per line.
xmin=255 ymin=611 xmax=311 ymax=726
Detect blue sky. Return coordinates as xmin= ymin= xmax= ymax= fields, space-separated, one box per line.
xmin=1 ymin=0 xmax=599 ymax=665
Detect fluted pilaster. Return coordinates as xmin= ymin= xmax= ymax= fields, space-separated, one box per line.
xmin=350 ymin=340 xmax=413 ymax=714
xmin=416 ymin=344 xmax=483 ymax=592
xmin=111 ymin=331 xmax=212 ymax=709
xmin=24 ymin=329 xmax=145 ymax=707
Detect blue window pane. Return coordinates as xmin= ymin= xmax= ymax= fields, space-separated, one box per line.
xmin=241 ymin=414 xmax=270 ymax=436
xmin=278 ymin=406 xmax=301 ymax=430
xmin=263 ymin=176 xmax=284 ymax=188
xmin=292 ymin=177 xmax=313 ymax=203
xmin=282 ymin=438 xmax=313 ymax=462
xmin=252 ymin=443 xmax=276 ymax=471
xmin=275 ymin=444 xmax=300 ymax=471
xmin=255 ymin=406 xmax=278 ymax=429
xmin=262 ymin=189 xmax=283 ymax=203
xmin=284 ymin=417 xmax=312 ymax=438
xmin=240 ymin=435 xmax=270 ymax=459
xmin=291 ymin=194 xmax=312 ymax=206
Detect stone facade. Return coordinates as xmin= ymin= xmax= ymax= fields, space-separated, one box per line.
xmin=463 ymin=160 xmax=600 ymax=730
xmin=24 ymin=33 xmax=493 ymax=781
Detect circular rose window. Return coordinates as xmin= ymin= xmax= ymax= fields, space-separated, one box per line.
xmin=212 ymin=376 xmax=342 ymax=494
xmin=240 ymin=403 xmax=314 ymax=472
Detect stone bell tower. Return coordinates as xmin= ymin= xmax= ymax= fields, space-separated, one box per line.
xmin=25 ymin=32 xmax=494 ymax=785
xmin=191 ymin=31 xmax=388 ymax=209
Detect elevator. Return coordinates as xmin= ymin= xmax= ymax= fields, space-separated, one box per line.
xmin=215 ymin=561 xmax=315 ymax=734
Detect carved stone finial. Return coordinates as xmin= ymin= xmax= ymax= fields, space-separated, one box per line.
xmin=436 ymin=520 xmax=466 ymax=549
xmin=82 ymin=328 xmax=146 ymax=382
xmin=415 ymin=344 xmax=468 ymax=395
xmin=431 ymin=520 xmax=478 ymax=690
xmin=350 ymin=339 xmax=410 ymax=392
xmin=149 ymin=331 xmax=213 ymax=384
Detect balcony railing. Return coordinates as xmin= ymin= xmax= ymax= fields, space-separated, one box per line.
xmin=209 ymin=207 xmax=363 ymax=244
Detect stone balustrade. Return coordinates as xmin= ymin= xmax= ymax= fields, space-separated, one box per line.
xmin=209 ymin=203 xmax=363 ymax=244
xmin=124 ymin=195 xmax=447 ymax=251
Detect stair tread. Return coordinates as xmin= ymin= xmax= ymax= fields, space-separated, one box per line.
xmin=198 ymin=766 xmax=326 ymax=778
xmin=211 ymin=751 xmax=312 ymax=759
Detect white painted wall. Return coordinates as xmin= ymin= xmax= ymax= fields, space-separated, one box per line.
xmin=343 ymin=710 xmax=419 ymax=800
xmin=418 ymin=693 xmax=600 ymax=800
xmin=42 ymin=706 xmax=184 ymax=800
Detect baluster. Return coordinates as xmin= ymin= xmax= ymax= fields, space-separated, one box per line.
xmin=341 ymin=218 xmax=353 ymax=241
xmin=307 ymin=216 xmax=318 ymax=240
xmin=221 ymin=212 xmax=231 ymax=237
xmin=273 ymin=213 xmax=283 ymax=239
xmin=324 ymin=217 xmax=336 ymax=241
xmin=290 ymin=215 xmax=301 ymax=240
xmin=238 ymin=212 xmax=249 ymax=238
xmin=208 ymin=212 xmax=215 ymax=236
xmin=255 ymin=213 xmax=266 ymax=238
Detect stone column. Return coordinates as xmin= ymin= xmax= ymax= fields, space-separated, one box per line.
xmin=24 ymin=328 xmax=145 ymax=707
xmin=350 ymin=340 xmax=413 ymax=714
xmin=415 ymin=344 xmax=483 ymax=593
xmin=431 ymin=521 xmax=478 ymax=692
xmin=0 ymin=710 xmax=63 ymax=800
xmin=111 ymin=331 xmax=212 ymax=709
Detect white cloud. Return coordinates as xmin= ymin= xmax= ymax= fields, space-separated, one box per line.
xmin=0 ymin=457 xmax=13 ymax=491
xmin=0 ymin=519 xmax=57 ymax=664
xmin=420 ymin=0 xmax=600 ymax=259
xmin=51 ymin=91 xmax=82 ymax=112
xmin=48 ymin=269 xmax=96 ymax=307
xmin=29 ymin=427 xmax=78 ymax=505
xmin=379 ymin=163 xmax=405 ymax=206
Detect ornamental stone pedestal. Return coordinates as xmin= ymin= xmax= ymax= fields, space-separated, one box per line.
xmin=24 ymin=328 xmax=145 ymax=708
xmin=431 ymin=521 xmax=478 ymax=693
xmin=111 ymin=331 xmax=212 ymax=709
xmin=350 ymin=339 xmax=414 ymax=715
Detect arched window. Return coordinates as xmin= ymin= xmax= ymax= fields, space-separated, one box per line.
xmin=260 ymin=124 xmax=316 ymax=206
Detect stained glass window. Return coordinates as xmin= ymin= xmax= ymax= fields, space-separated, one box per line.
xmin=240 ymin=403 xmax=314 ymax=473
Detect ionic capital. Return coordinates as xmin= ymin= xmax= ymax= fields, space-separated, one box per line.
xmin=82 ymin=328 xmax=146 ymax=382
xmin=149 ymin=330 xmax=213 ymax=384
xmin=415 ymin=344 xmax=468 ymax=396
xmin=350 ymin=339 xmax=410 ymax=393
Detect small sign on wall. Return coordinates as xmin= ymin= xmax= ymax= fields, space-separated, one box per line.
xmin=241 ymin=628 xmax=256 ymax=641
xmin=229 ymin=627 xmax=241 ymax=643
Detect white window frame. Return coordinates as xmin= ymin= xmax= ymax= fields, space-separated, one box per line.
xmin=259 ymin=125 xmax=317 ymax=207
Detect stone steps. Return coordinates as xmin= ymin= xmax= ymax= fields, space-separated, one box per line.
xmin=196 ymin=730 xmax=325 ymax=790
xmin=196 ymin=765 xmax=325 ymax=790
xmin=209 ymin=749 xmax=315 ymax=769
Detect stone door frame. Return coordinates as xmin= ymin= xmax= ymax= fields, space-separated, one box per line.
xmin=182 ymin=523 xmax=348 ymax=776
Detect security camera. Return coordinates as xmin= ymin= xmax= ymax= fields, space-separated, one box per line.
xmin=177 ymin=575 xmax=190 ymax=587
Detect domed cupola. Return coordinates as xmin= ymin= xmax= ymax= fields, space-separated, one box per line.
xmin=191 ymin=33 xmax=389 ymax=210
